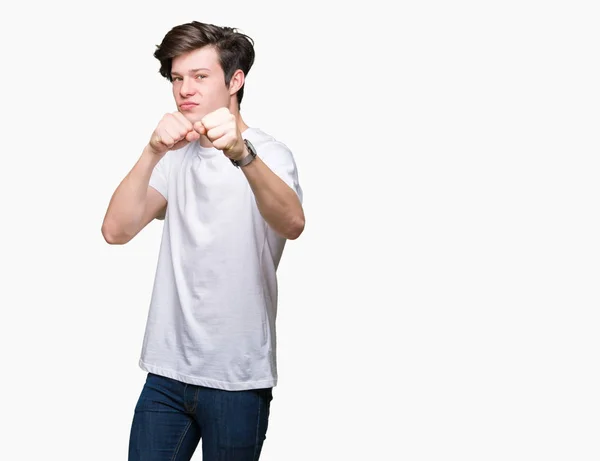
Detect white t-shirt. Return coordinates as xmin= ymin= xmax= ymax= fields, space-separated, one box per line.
xmin=138 ymin=127 xmax=303 ymax=391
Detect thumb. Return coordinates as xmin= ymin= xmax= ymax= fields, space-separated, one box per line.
xmin=193 ymin=121 xmax=206 ymax=135
xmin=185 ymin=130 xmax=200 ymax=142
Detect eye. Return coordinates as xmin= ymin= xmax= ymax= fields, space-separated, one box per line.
xmin=196 ymin=74 xmax=207 ymax=80
xmin=172 ymin=76 xmax=182 ymax=82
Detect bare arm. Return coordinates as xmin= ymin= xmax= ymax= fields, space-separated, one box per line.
xmin=240 ymin=155 xmax=305 ymax=240
xmin=101 ymin=146 xmax=167 ymax=245
xmin=194 ymin=108 xmax=305 ymax=240
xmin=101 ymin=111 xmax=200 ymax=245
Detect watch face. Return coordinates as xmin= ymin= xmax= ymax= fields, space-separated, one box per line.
xmin=244 ymin=138 xmax=257 ymax=157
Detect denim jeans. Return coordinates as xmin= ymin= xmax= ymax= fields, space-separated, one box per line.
xmin=128 ymin=373 xmax=273 ymax=461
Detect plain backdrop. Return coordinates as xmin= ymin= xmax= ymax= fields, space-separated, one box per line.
xmin=0 ymin=0 xmax=599 ymax=460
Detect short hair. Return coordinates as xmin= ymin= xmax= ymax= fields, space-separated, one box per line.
xmin=154 ymin=21 xmax=255 ymax=107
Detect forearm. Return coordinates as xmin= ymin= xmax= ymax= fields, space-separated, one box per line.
xmin=241 ymin=157 xmax=305 ymax=239
xmin=102 ymin=146 xmax=160 ymax=242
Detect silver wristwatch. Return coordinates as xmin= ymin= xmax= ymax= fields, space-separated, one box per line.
xmin=231 ymin=139 xmax=257 ymax=168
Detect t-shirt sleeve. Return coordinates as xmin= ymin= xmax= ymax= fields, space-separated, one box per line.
xmin=259 ymin=141 xmax=303 ymax=204
xmin=148 ymin=154 xmax=170 ymax=201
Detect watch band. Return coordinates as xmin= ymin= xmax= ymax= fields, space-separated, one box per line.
xmin=231 ymin=139 xmax=257 ymax=168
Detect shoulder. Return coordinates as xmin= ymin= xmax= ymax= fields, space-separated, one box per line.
xmin=243 ymin=128 xmax=295 ymax=161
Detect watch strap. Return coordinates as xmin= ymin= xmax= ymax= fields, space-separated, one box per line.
xmin=231 ymin=139 xmax=257 ymax=168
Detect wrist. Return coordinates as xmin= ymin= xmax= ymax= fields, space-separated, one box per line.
xmin=144 ymin=143 xmax=164 ymax=159
xmin=142 ymin=145 xmax=163 ymax=168
xmin=236 ymin=146 xmax=250 ymax=162
xmin=231 ymin=139 xmax=257 ymax=168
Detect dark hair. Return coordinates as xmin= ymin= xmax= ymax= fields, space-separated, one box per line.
xmin=154 ymin=21 xmax=255 ymax=107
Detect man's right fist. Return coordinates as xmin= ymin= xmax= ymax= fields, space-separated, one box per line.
xmin=148 ymin=112 xmax=200 ymax=156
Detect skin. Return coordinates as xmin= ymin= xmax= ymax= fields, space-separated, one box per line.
xmin=101 ymin=45 xmax=305 ymax=244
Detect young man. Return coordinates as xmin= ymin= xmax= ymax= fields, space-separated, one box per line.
xmin=101 ymin=21 xmax=304 ymax=461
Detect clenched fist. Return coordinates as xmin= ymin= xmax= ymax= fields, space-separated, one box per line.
xmin=148 ymin=112 xmax=201 ymax=157
xmin=193 ymin=107 xmax=247 ymax=162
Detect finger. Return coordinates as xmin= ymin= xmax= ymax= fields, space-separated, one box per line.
xmin=185 ymin=130 xmax=200 ymax=142
xmin=206 ymin=124 xmax=229 ymax=142
xmin=158 ymin=132 xmax=175 ymax=147
xmin=164 ymin=125 xmax=187 ymax=145
xmin=171 ymin=138 xmax=192 ymax=150
xmin=172 ymin=111 xmax=194 ymax=131
xmin=171 ymin=114 xmax=194 ymax=140
xmin=201 ymin=108 xmax=233 ymax=131
xmin=193 ymin=121 xmax=206 ymax=135
xmin=212 ymin=136 xmax=238 ymax=152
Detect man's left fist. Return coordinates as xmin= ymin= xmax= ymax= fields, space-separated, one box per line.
xmin=194 ymin=107 xmax=246 ymax=162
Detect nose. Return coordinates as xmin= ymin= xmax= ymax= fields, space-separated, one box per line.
xmin=179 ymin=77 xmax=195 ymax=97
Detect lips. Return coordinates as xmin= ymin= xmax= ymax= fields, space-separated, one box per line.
xmin=180 ymin=102 xmax=198 ymax=110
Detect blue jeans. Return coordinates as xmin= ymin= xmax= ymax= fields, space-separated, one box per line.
xmin=128 ymin=373 xmax=273 ymax=461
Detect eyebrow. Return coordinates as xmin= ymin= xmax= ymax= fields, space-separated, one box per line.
xmin=171 ymin=68 xmax=211 ymax=76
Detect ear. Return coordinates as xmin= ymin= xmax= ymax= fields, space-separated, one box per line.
xmin=228 ymin=69 xmax=245 ymax=96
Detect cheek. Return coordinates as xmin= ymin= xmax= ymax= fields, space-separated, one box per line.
xmin=204 ymin=83 xmax=230 ymax=103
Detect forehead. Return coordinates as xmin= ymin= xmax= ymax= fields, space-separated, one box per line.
xmin=171 ymin=46 xmax=221 ymax=73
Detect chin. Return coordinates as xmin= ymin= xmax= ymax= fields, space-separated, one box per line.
xmin=179 ymin=110 xmax=204 ymax=124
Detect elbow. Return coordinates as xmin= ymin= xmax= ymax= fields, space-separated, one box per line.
xmin=101 ymin=222 xmax=131 ymax=245
xmin=285 ymin=215 xmax=305 ymax=240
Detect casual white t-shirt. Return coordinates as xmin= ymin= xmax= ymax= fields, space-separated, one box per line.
xmin=138 ymin=127 xmax=303 ymax=391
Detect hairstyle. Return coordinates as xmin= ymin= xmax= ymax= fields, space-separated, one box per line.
xmin=154 ymin=21 xmax=255 ymax=107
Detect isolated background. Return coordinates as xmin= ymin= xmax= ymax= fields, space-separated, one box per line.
xmin=0 ymin=0 xmax=598 ymax=460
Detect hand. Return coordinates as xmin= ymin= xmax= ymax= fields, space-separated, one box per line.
xmin=194 ymin=107 xmax=247 ymax=162
xmin=148 ymin=112 xmax=200 ymax=157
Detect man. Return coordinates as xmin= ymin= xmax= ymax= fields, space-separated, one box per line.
xmin=101 ymin=20 xmax=304 ymax=461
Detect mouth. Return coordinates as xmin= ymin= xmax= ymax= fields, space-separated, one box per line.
xmin=179 ymin=103 xmax=198 ymax=110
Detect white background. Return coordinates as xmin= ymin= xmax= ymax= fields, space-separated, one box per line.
xmin=0 ymin=0 xmax=599 ymax=460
